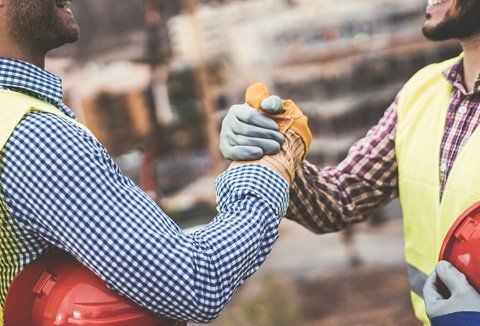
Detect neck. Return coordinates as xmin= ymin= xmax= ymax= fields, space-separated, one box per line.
xmin=460 ymin=35 xmax=480 ymax=93
xmin=0 ymin=39 xmax=46 ymax=69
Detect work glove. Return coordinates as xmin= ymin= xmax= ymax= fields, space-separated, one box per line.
xmin=229 ymin=83 xmax=312 ymax=184
xmin=220 ymin=89 xmax=287 ymax=161
xmin=424 ymin=261 xmax=480 ymax=321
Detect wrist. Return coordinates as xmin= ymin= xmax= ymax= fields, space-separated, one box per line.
xmin=228 ymin=130 xmax=306 ymax=184
xmin=229 ymin=157 xmax=293 ymax=184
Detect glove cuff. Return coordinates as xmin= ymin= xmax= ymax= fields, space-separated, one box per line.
xmin=229 ymin=130 xmax=305 ymax=184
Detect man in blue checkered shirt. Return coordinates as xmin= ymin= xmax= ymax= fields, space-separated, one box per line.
xmin=0 ymin=1 xmax=309 ymax=323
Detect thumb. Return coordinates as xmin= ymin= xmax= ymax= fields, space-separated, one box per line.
xmin=436 ymin=260 xmax=473 ymax=295
xmin=423 ymin=271 xmax=444 ymax=301
xmin=261 ymin=96 xmax=285 ymax=114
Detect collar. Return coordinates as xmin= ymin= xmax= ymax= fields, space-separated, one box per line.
xmin=0 ymin=57 xmax=63 ymax=104
xmin=443 ymin=57 xmax=480 ymax=95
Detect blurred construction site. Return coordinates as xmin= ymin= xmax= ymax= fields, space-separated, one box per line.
xmin=48 ymin=0 xmax=461 ymax=324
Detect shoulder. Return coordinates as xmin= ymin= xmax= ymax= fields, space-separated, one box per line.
xmin=401 ymin=55 xmax=461 ymax=95
xmin=396 ymin=55 xmax=461 ymax=119
xmin=13 ymin=111 xmax=98 ymax=146
xmin=0 ymin=111 xmax=130 ymax=227
xmin=3 ymin=112 xmax=106 ymax=173
xmin=0 ymin=111 xmax=126 ymax=204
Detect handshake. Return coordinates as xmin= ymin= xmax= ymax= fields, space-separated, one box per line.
xmin=220 ymin=83 xmax=312 ymax=184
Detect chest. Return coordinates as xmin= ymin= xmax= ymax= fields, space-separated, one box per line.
xmin=397 ymin=82 xmax=480 ymax=197
xmin=439 ymin=92 xmax=480 ymax=192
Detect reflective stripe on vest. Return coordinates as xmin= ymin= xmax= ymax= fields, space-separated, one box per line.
xmin=0 ymin=90 xmax=95 ymax=325
xmin=407 ymin=263 xmax=428 ymax=299
xmin=395 ymin=53 xmax=480 ymax=325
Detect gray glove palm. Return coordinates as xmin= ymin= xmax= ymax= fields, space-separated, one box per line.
xmin=424 ymin=260 xmax=480 ymax=319
xmin=220 ymin=96 xmax=285 ymax=161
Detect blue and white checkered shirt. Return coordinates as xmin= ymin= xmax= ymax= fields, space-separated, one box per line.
xmin=0 ymin=58 xmax=289 ymax=322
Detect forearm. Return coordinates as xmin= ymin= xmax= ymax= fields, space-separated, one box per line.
xmin=188 ymin=165 xmax=288 ymax=315
xmin=286 ymin=160 xmax=397 ymax=233
xmin=286 ymin=97 xmax=400 ymax=233
xmin=69 ymin=165 xmax=287 ymax=322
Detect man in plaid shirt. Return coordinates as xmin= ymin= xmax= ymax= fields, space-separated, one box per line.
xmin=221 ymin=0 xmax=480 ymax=324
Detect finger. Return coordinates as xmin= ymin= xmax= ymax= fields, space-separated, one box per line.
xmin=219 ymin=138 xmax=234 ymax=160
xmin=231 ymin=120 xmax=285 ymax=144
xmin=423 ymin=271 xmax=445 ymax=301
xmin=224 ymin=145 xmax=264 ymax=161
xmin=436 ymin=261 xmax=473 ymax=295
xmin=261 ymin=96 xmax=285 ymax=114
xmin=234 ymin=105 xmax=280 ymax=130
xmin=245 ymin=82 xmax=270 ymax=109
xmin=231 ymin=135 xmax=281 ymax=155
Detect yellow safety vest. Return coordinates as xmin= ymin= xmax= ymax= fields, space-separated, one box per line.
xmin=0 ymin=90 xmax=95 ymax=324
xmin=396 ymin=54 xmax=480 ymax=325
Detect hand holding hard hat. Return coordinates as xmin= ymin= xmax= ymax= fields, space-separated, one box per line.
xmin=423 ymin=202 xmax=480 ymax=320
xmin=4 ymin=252 xmax=185 ymax=326
xmin=424 ymin=260 xmax=480 ymax=320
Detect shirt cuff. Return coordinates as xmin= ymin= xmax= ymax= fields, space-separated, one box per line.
xmin=215 ymin=164 xmax=289 ymax=218
xmin=432 ymin=312 xmax=480 ymax=326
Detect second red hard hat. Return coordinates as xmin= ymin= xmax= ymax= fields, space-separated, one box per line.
xmin=439 ymin=201 xmax=480 ymax=294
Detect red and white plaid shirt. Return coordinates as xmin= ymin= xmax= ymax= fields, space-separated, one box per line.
xmin=286 ymin=58 xmax=480 ymax=233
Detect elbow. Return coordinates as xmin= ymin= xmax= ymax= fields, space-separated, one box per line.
xmin=191 ymin=304 xmax=224 ymax=324
xmin=150 ymin=299 xmax=224 ymax=324
xmin=190 ymin=287 xmax=232 ymax=323
xmin=197 ymin=313 xmax=220 ymax=324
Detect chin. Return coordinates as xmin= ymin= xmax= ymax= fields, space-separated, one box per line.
xmin=64 ymin=26 xmax=80 ymax=43
xmin=422 ymin=15 xmax=454 ymax=41
xmin=47 ymin=27 xmax=79 ymax=51
xmin=423 ymin=22 xmax=439 ymax=36
xmin=55 ymin=21 xmax=80 ymax=46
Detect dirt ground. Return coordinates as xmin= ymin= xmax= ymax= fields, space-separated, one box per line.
xmin=211 ymin=204 xmax=421 ymax=326
xmin=213 ymin=264 xmax=419 ymax=326
xmin=298 ymin=265 xmax=419 ymax=325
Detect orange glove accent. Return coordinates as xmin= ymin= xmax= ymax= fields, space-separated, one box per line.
xmin=245 ymin=82 xmax=312 ymax=157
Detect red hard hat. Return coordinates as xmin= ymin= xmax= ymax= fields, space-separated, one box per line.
xmin=4 ymin=252 xmax=186 ymax=326
xmin=439 ymin=201 xmax=480 ymax=294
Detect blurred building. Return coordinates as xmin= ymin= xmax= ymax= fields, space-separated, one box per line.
xmin=46 ymin=60 xmax=153 ymax=155
xmin=49 ymin=0 xmax=462 ymax=167
xmin=168 ymin=0 xmax=461 ymax=165
xmin=169 ymin=0 xmax=425 ymax=87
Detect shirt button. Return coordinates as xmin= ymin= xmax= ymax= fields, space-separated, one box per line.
xmin=440 ymin=162 xmax=448 ymax=173
xmin=458 ymin=106 xmax=468 ymax=115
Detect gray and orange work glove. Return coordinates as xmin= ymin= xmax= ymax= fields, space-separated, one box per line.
xmin=424 ymin=261 xmax=480 ymax=323
xmin=223 ymin=83 xmax=312 ymax=183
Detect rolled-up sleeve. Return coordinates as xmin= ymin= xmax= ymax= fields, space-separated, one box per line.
xmin=0 ymin=112 xmax=289 ymax=323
